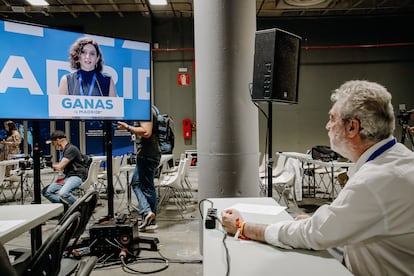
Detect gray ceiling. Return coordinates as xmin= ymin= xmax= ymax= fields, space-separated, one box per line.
xmin=0 ymin=0 xmax=414 ymax=19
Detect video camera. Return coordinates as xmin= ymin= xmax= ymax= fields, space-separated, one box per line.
xmin=397 ymin=104 xmax=413 ymax=126
xmin=16 ymin=153 xmax=53 ymax=170
xmin=18 ymin=155 xmax=33 ymax=170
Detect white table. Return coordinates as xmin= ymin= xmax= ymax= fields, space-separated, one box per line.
xmin=0 ymin=203 xmax=64 ymax=253
xmin=203 ymin=197 xmax=352 ymax=275
xmin=278 ymin=152 xmax=353 ymax=199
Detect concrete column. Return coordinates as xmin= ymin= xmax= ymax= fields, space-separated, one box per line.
xmin=194 ymin=0 xmax=259 ymax=200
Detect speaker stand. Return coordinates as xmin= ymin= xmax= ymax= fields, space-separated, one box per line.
xmin=266 ymin=102 xmax=273 ymax=197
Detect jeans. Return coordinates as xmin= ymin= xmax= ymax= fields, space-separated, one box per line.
xmin=131 ymin=155 xmax=161 ymax=216
xmin=42 ymin=175 xmax=83 ymax=204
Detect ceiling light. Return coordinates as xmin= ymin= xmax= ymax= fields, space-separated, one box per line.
xmin=283 ymin=0 xmax=328 ymax=7
xmin=149 ymin=0 xmax=168 ymax=5
xmin=11 ymin=6 xmax=26 ymax=12
xmin=26 ymin=0 xmax=49 ymax=6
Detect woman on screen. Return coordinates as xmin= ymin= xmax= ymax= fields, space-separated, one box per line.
xmin=59 ymin=37 xmax=117 ymax=97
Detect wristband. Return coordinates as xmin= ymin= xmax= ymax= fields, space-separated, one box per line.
xmin=234 ymin=218 xmax=250 ymax=240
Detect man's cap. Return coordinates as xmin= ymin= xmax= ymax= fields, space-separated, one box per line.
xmin=46 ymin=130 xmax=66 ymax=144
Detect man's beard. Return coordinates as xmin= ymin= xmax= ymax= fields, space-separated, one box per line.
xmin=329 ymin=131 xmax=349 ymax=159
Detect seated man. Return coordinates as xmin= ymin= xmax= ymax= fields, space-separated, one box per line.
xmin=222 ymin=80 xmax=414 ymax=276
xmin=42 ymin=131 xmax=88 ymax=205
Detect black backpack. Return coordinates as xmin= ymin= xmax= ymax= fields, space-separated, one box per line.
xmin=311 ymin=145 xmax=342 ymax=162
xmin=152 ymin=105 xmax=175 ymax=154
xmin=81 ymin=153 xmax=92 ymax=169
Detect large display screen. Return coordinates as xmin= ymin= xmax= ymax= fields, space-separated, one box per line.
xmin=0 ymin=19 xmax=151 ymax=121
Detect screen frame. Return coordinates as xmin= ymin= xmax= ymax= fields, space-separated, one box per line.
xmin=0 ymin=19 xmax=152 ymax=121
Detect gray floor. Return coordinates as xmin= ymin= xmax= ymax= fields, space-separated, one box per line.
xmin=2 ymin=166 xmax=314 ymax=275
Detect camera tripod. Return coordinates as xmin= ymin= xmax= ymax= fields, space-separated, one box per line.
xmin=400 ymin=124 xmax=414 ymax=151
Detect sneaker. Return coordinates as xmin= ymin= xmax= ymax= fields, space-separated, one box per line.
xmin=59 ymin=196 xmax=72 ymax=211
xmin=59 ymin=196 xmax=72 ymax=206
xmin=138 ymin=212 xmax=155 ymax=230
xmin=139 ymin=223 xmax=158 ymax=233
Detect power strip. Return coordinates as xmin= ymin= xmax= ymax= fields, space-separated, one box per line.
xmin=205 ymin=208 xmax=217 ymax=229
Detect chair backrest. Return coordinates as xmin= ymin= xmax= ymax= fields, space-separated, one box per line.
xmin=0 ymin=161 xmax=6 ymax=186
xmin=112 ymin=156 xmax=122 ymax=176
xmin=172 ymin=159 xmax=186 ymax=188
xmin=181 ymin=157 xmax=191 ymax=180
xmin=120 ymin=154 xmax=128 ymax=168
xmin=23 ymin=211 xmax=81 ymax=276
xmin=80 ymin=159 xmax=102 ymax=191
xmin=58 ymin=190 xmax=98 ymax=250
xmin=259 ymin=153 xmax=268 ymax=173
xmin=273 ymin=155 xmax=287 ymax=177
xmin=0 ymin=160 xmax=20 ymax=185
xmin=159 ymin=159 xmax=185 ymax=188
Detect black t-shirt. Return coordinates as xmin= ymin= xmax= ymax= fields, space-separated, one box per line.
xmin=62 ymin=143 xmax=88 ymax=180
xmin=136 ymin=111 xmax=161 ymax=157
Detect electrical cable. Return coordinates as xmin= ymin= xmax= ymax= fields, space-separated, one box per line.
xmin=198 ymin=198 xmax=213 ymax=220
xmin=119 ymin=247 xmax=169 ymax=274
xmin=120 ymin=256 xmax=169 ymax=274
xmin=215 ymin=217 xmax=231 ymax=276
xmin=156 ymin=249 xmax=202 ymax=264
xmin=198 ymin=198 xmax=231 ymax=276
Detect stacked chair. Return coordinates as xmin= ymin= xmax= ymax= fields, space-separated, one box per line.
xmin=156 ymin=157 xmax=193 ymax=218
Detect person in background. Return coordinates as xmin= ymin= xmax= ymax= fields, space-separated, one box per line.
xmin=42 ymin=131 xmax=88 ymax=205
xmin=222 ymin=80 xmax=414 ymax=276
xmin=117 ymin=115 xmax=161 ymax=232
xmin=59 ymin=36 xmax=117 ymax=97
xmin=0 ymin=120 xmax=22 ymax=176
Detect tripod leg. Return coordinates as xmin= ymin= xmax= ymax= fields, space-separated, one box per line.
xmin=401 ymin=127 xmax=407 ymax=145
xmin=408 ymin=132 xmax=414 ymax=152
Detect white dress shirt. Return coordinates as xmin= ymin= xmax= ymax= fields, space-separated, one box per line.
xmin=265 ymin=137 xmax=414 ymax=276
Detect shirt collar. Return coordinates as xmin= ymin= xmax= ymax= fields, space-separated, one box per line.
xmin=348 ymin=136 xmax=395 ymax=176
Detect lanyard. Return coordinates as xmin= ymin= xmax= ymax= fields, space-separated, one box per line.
xmin=366 ymin=137 xmax=396 ymax=162
xmin=59 ymin=151 xmax=63 ymax=161
xmin=78 ymin=72 xmax=96 ymax=96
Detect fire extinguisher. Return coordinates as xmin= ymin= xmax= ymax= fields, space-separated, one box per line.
xmin=183 ymin=118 xmax=192 ymax=139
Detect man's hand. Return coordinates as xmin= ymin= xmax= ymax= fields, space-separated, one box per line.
xmin=117 ymin=121 xmax=129 ymax=131
xmin=221 ymin=209 xmax=243 ymax=235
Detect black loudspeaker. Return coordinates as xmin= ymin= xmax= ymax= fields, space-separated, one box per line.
xmin=252 ymin=28 xmax=301 ymax=103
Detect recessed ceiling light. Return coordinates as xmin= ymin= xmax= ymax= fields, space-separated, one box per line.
xmin=26 ymin=0 xmax=49 ymax=6
xmin=149 ymin=0 xmax=168 ymax=5
xmin=284 ymin=0 xmax=328 ymax=7
xmin=11 ymin=6 xmax=26 ymax=12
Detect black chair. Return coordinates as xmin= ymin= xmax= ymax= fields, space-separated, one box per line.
xmin=19 ymin=211 xmax=81 ymax=276
xmin=58 ymin=190 xmax=98 ymax=252
xmin=58 ymin=190 xmax=99 ymax=276
xmin=73 ymin=256 xmax=98 ymax=276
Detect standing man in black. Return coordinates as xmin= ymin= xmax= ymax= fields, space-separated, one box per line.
xmin=118 ymin=112 xmax=161 ymax=232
